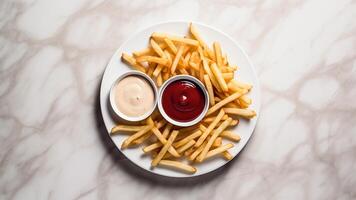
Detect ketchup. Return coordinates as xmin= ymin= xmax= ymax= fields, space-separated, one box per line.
xmin=162 ymin=80 xmax=205 ymax=122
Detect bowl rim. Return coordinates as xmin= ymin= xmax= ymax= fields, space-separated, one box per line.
xmin=157 ymin=75 xmax=210 ymax=127
xmin=109 ymin=71 xmax=158 ymax=122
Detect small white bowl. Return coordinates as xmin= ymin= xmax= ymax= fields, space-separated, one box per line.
xmin=158 ymin=75 xmax=209 ymax=127
xmin=109 ymin=71 xmax=158 ymax=122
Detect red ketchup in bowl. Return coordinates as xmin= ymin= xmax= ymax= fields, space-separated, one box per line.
xmin=162 ymin=80 xmax=205 ymax=122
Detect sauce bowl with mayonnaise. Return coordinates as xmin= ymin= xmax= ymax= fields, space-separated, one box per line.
xmin=158 ymin=75 xmax=209 ymax=127
xmin=110 ymin=71 xmax=158 ymax=122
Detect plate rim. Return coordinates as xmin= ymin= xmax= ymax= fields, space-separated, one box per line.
xmin=99 ymin=20 xmax=261 ymax=178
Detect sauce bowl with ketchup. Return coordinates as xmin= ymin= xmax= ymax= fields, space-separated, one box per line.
xmin=158 ymin=75 xmax=209 ymax=127
xmin=109 ymin=71 xmax=158 ymax=122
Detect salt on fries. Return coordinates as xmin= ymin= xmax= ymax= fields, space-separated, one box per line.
xmin=111 ymin=23 xmax=256 ymax=174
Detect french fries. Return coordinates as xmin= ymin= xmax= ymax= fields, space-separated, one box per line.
xmin=152 ymin=130 xmax=179 ymax=167
xmin=114 ymin=23 xmax=256 ymax=174
xmin=158 ymin=160 xmax=196 ymax=174
xmin=204 ymin=74 xmax=215 ymax=106
xmin=111 ymin=125 xmax=146 ymax=134
xmin=224 ymin=108 xmax=257 ymax=119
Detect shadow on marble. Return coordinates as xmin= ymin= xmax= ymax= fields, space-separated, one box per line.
xmin=93 ymin=82 xmax=243 ymax=187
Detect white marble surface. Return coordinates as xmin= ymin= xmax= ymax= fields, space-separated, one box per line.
xmin=0 ymin=0 xmax=355 ymax=199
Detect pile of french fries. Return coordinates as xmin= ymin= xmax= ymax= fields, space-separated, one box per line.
xmin=112 ymin=23 xmax=256 ymax=174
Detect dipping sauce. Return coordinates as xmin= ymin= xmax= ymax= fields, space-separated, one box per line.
xmin=162 ymin=80 xmax=205 ymax=122
xmin=114 ymin=75 xmax=155 ymax=117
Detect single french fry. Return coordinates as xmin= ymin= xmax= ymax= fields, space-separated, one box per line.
xmin=132 ymin=131 xmax=152 ymax=145
xmin=205 ymin=143 xmax=234 ymax=160
xmin=222 ymin=53 xmax=228 ymax=65
xmin=212 ymin=137 xmax=222 ymax=148
xmin=199 ymin=64 xmax=204 ymax=82
xmin=121 ymin=124 xmax=154 ymax=149
xmin=143 ymin=142 xmax=162 ymax=153
xmin=215 ymin=118 xmax=239 ymax=127
xmin=195 ymin=109 xmax=225 ymax=147
xmin=196 ymin=118 xmax=232 ymax=162
xmin=152 ymin=130 xmax=179 ymax=167
xmin=152 ymin=32 xmax=199 ymax=46
xmin=136 ymin=56 xmax=168 ymax=66
xmin=224 ymin=108 xmax=256 ymax=119
xmin=205 ymin=92 xmax=241 ymax=116
xmin=183 ymin=52 xmax=191 ymax=67
xmin=177 ymin=140 xmax=196 ymax=153
xmin=206 ymin=92 xmax=243 ymax=116
xmin=162 ymin=123 xmax=173 ymax=138
xmin=146 ymin=63 xmax=155 ymax=77
xmin=190 ymin=23 xmax=207 ymax=48
xmin=153 ymin=64 xmax=164 ymax=77
xmin=158 ymin=160 xmax=196 ymax=174
xmin=204 ymin=75 xmax=215 ymax=106
xmin=221 ymin=66 xmax=236 ymax=73
xmin=228 ymin=79 xmax=252 ymax=91
xmin=171 ymin=45 xmax=184 ymax=74
xmin=111 ymin=125 xmax=146 ymax=134
xmin=156 ymin=73 xmax=163 ymax=86
xmin=203 ymin=114 xmax=228 ymax=123
xmin=173 ymin=130 xmax=202 ymax=148
xmin=222 ymin=151 xmax=233 ymax=160
xmin=213 ymin=42 xmax=223 ymax=68
xmin=211 ymin=63 xmax=228 ymax=92
xmin=164 ymin=50 xmax=172 ymax=67
xmin=220 ymin=131 xmax=241 ymax=142
xmin=151 ymin=127 xmax=180 ymax=157
xmin=239 ymin=95 xmax=252 ymax=105
xmin=150 ymin=39 xmax=165 ymax=58
xmin=164 ymin=38 xmax=178 ymax=54
xmin=121 ymin=53 xmax=146 ymax=72
xmin=227 ymin=82 xmax=248 ymax=94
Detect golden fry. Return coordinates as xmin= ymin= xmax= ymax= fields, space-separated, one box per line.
xmin=206 ymin=92 xmax=243 ymax=116
xmin=204 ymin=75 xmax=215 ymax=106
xmin=205 ymin=143 xmax=234 ymax=160
xmin=173 ymin=130 xmax=202 ymax=148
xmin=224 ymin=108 xmax=256 ymax=119
xmin=111 ymin=125 xmax=145 ymax=134
xmin=211 ymin=63 xmax=228 ymax=92
xmin=158 ymin=160 xmax=196 ymax=174
xmin=220 ymin=131 xmax=241 ymax=142
xmin=213 ymin=42 xmax=223 ymax=68
xmin=171 ymin=45 xmax=184 ymax=74
xmin=121 ymin=124 xmax=154 ymax=149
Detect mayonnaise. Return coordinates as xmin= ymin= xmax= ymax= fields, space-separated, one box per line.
xmin=114 ymin=75 xmax=155 ymax=117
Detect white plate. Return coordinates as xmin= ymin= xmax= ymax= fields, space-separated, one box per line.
xmin=100 ymin=21 xmax=261 ymax=178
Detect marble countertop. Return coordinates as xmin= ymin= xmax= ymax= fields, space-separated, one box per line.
xmin=1 ymin=0 xmax=355 ymax=199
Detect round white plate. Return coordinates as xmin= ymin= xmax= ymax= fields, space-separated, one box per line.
xmin=100 ymin=21 xmax=261 ymax=178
